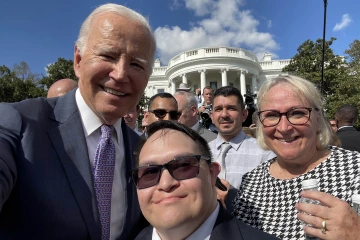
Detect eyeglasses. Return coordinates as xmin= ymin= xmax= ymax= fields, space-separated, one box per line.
xmin=131 ymin=155 xmax=210 ymax=189
xmin=148 ymin=109 xmax=181 ymax=120
xmin=258 ymin=107 xmax=319 ymax=127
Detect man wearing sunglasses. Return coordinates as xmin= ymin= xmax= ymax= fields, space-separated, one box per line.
xmin=132 ymin=121 xmax=279 ymax=240
xmin=143 ymin=92 xmax=180 ymax=125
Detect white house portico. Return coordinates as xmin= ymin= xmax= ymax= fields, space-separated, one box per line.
xmin=147 ymin=46 xmax=290 ymax=100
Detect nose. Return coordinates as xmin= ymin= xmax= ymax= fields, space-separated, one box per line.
xmin=276 ymin=115 xmax=292 ymax=132
xmin=220 ymin=108 xmax=229 ymax=118
xmin=109 ymin=59 xmax=129 ymax=82
xmin=157 ymin=169 xmax=179 ymax=191
xmin=162 ymin=113 xmax=172 ymax=120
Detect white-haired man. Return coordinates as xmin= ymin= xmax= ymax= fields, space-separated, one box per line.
xmin=174 ymin=91 xmax=216 ymax=142
xmin=0 ymin=4 xmax=156 ymax=240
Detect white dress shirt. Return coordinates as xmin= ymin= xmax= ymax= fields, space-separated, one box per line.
xmin=209 ymin=130 xmax=275 ymax=189
xmin=152 ymin=203 xmax=220 ymax=240
xmin=76 ymin=89 xmax=126 ymax=240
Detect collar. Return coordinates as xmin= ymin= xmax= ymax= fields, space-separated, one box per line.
xmin=337 ymin=126 xmax=355 ymax=131
xmin=215 ymin=130 xmax=247 ymax=151
xmin=75 ymin=89 xmax=122 ymax=139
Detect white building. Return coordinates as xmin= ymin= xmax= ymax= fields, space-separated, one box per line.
xmin=147 ymin=46 xmax=290 ymax=99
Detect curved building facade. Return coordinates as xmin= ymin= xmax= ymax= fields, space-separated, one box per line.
xmin=147 ymin=46 xmax=290 ymax=99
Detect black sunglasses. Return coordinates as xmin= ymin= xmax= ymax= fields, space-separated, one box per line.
xmin=131 ymin=155 xmax=211 ymax=189
xmin=148 ymin=109 xmax=181 ymax=120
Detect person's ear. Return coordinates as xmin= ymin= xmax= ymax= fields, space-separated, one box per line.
xmin=242 ymin=108 xmax=248 ymax=123
xmin=191 ymin=106 xmax=197 ymax=117
xmin=209 ymin=162 xmax=221 ymax=184
xmin=74 ymin=45 xmax=82 ymax=79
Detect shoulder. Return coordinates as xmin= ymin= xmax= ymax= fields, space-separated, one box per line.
xmin=134 ymin=225 xmax=153 ymax=240
xmin=213 ymin=211 xmax=279 ymax=239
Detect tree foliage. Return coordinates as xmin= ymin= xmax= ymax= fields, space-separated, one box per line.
xmin=0 ymin=64 xmax=46 ymax=102
xmin=283 ymin=38 xmax=360 ymax=126
xmin=39 ymin=58 xmax=77 ymax=89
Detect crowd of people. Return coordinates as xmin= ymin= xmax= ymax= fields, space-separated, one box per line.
xmin=1 ymin=3 xmax=360 ymax=240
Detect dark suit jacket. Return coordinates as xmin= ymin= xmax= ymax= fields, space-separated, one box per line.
xmin=0 ymin=90 xmax=144 ymax=239
xmin=337 ymin=126 xmax=360 ymax=152
xmin=195 ymin=123 xmax=217 ymax=142
xmin=134 ymin=203 xmax=279 ymax=240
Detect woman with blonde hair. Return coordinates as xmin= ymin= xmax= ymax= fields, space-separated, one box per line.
xmin=233 ymin=75 xmax=360 ymax=239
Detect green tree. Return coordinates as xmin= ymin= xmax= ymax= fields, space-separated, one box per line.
xmin=0 ymin=64 xmax=46 ymax=102
xmin=40 ymin=58 xmax=77 ymax=89
xmin=282 ymin=37 xmax=346 ymax=96
xmin=283 ymin=38 xmax=360 ymax=126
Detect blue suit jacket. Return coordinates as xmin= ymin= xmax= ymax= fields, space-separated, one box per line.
xmin=134 ymin=203 xmax=279 ymax=240
xmin=0 ymin=90 xmax=145 ymax=239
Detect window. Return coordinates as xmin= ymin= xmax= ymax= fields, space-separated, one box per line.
xmin=157 ymin=89 xmax=165 ymax=93
xmin=210 ymin=82 xmax=217 ymax=90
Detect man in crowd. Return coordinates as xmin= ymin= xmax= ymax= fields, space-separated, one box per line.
xmin=329 ymin=119 xmax=338 ymax=132
xmin=124 ymin=104 xmax=142 ymax=135
xmin=0 ymin=4 xmax=155 ymax=239
xmin=335 ymin=104 xmax=360 ymax=152
xmin=143 ymin=92 xmax=180 ymax=125
xmin=174 ymin=91 xmax=216 ymax=142
xmin=209 ymin=86 xmax=275 ymax=210
xmin=47 ymin=78 xmax=78 ymax=98
xmin=133 ymin=121 xmax=278 ymax=240
xmin=198 ymin=86 xmax=217 ymax=132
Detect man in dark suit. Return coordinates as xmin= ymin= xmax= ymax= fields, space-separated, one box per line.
xmin=132 ymin=121 xmax=278 ymax=240
xmin=0 ymin=3 xmax=155 ymax=240
xmin=174 ymin=91 xmax=216 ymax=142
xmin=335 ymin=104 xmax=360 ymax=152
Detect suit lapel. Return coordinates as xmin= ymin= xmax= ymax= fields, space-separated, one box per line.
xmin=48 ymin=90 xmax=101 ymax=240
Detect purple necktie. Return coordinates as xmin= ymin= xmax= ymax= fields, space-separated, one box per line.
xmin=93 ymin=125 xmax=115 ymax=240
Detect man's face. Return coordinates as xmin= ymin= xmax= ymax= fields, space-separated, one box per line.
xmin=211 ymin=95 xmax=248 ymax=141
xmin=174 ymin=95 xmax=197 ymax=127
xmin=145 ymin=97 xmax=179 ymax=125
xmin=137 ymin=129 xmax=219 ymax=237
xmin=124 ymin=106 xmax=140 ymax=130
xmin=74 ymin=13 xmax=153 ymax=125
xmin=329 ymin=120 xmax=338 ymax=132
xmin=202 ymin=88 xmax=213 ymax=105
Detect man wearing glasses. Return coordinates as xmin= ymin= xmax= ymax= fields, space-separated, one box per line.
xmin=132 ymin=121 xmax=278 ymax=240
xmin=143 ymin=92 xmax=181 ymax=125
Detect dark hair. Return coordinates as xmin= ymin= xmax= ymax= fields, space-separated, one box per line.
xmin=147 ymin=92 xmax=177 ymax=110
xmin=135 ymin=120 xmax=213 ymax=166
xmin=336 ymin=104 xmax=359 ymax=125
xmin=212 ymin=86 xmax=245 ymax=109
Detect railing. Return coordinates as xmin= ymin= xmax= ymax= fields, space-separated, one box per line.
xmin=168 ymin=47 xmax=259 ymax=67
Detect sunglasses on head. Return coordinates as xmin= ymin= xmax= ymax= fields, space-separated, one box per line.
xmin=131 ymin=155 xmax=211 ymax=189
xmin=148 ymin=109 xmax=181 ymax=120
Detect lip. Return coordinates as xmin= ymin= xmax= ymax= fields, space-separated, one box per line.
xmin=154 ymin=195 xmax=186 ymax=204
xmin=102 ymin=86 xmax=128 ymax=96
xmin=276 ymin=136 xmax=299 ymax=143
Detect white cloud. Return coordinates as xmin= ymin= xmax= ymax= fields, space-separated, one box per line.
xmin=267 ymin=20 xmax=272 ymax=28
xmin=333 ymin=14 xmax=352 ymax=31
xmin=154 ymin=0 xmax=280 ymax=64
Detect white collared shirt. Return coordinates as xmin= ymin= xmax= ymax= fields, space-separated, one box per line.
xmin=75 ymin=89 xmax=126 ymax=240
xmin=152 ymin=203 xmax=220 ymax=240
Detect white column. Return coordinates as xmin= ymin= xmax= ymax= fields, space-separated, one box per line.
xmin=199 ymin=69 xmax=206 ymax=102
xmin=239 ymin=69 xmax=247 ymax=101
xmin=251 ymin=74 xmax=257 ymax=93
xmin=171 ymin=79 xmax=176 ymax=94
xmin=182 ymin=74 xmax=187 ymax=84
xmin=221 ymin=68 xmax=228 ymax=87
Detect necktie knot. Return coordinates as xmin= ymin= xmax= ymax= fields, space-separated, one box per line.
xmin=100 ymin=125 xmax=113 ymax=139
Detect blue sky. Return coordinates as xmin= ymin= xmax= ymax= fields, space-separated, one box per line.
xmin=1 ymin=0 xmax=359 ymax=76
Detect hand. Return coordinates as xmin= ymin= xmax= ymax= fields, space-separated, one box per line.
xmin=296 ymin=190 xmax=360 ymax=240
xmin=198 ymin=106 xmax=206 ymax=113
xmin=195 ymin=88 xmax=201 ymax=95
xmin=216 ymin=178 xmax=230 ymax=209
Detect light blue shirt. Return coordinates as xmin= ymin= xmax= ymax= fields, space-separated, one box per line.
xmin=209 ymin=130 xmax=275 ymax=189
